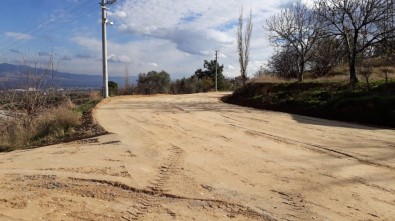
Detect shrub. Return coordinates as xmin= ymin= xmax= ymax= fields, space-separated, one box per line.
xmin=0 ymin=103 xmax=81 ymax=151
xmin=33 ymin=105 xmax=81 ymax=142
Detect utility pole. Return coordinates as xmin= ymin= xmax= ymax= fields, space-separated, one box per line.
xmin=101 ymin=0 xmax=116 ymax=98
xmin=215 ymin=50 xmax=218 ymax=92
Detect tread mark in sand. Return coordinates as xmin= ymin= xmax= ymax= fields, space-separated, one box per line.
xmin=86 ymin=177 xmax=270 ymax=221
xmin=124 ymin=145 xmax=185 ymax=220
xmin=271 ymin=190 xmax=307 ymax=221
xmin=11 ymin=175 xmax=271 ymax=221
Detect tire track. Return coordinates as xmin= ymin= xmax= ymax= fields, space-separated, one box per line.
xmin=147 ymin=145 xmax=185 ymax=193
xmin=271 ymin=190 xmax=306 ymax=221
xmin=67 ymin=177 xmax=272 ymax=221
xmin=228 ymin=122 xmax=395 ymax=171
xmin=123 ymin=145 xmax=186 ymax=220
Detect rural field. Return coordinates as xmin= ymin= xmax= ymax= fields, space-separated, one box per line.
xmin=0 ymin=92 xmax=394 ymax=221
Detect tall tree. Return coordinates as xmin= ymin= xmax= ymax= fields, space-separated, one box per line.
xmin=265 ymin=2 xmax=322 ymax=82
xmin=315 ymin=0 xmax=395 ymax=86
xmin=195 ymin=60 xmax=226 ymax=90
xmin=237 ymin=7 xmax=253 ymax=86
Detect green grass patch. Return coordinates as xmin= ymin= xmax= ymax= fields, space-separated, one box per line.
xmin=75 ymin=99 xmax=101 ymax=113
xmin=226 ymin=80 xmax=395 ymax=127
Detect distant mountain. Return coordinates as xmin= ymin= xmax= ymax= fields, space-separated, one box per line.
xmin=0 ymin=63 xmax=137 ymax=89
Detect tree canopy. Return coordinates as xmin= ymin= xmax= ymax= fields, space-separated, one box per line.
xmin=137 ymin=70 xmax=171 ymax=94
xmin=195 ymin=60 xmax=227 ymax=90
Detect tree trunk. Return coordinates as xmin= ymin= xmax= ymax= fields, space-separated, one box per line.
xmin=349 ymin=31 xmax=359 ymax=88
xmin=349 ymin=55 xmax=359 ymax=87
xmin=298 ymin=60 xmax=304 ymax=82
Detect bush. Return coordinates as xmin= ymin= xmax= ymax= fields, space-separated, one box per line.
xmin=137 ymin=71 xmax=171 ymax=94
xmin=34 ymin=105 xmax=81 ymax=142
xmin=108 ymin=81 xmax=118 ymax=96
xmin=0 ymin=103 xmax=81 ymax=151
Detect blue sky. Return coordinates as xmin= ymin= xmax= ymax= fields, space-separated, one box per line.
xmin=0 ymin=0 xmax=297 ymax=78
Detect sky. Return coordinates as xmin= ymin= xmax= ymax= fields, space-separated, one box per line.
xmin=0 ymin=0 xmax=302 ymax=79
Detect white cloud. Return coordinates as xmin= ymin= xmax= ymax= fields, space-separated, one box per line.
xmin=147 ymin=63 xmax=158 ymax=67
xmin=228 ymin=65 xmax=236 ymax=70
xmin=108 ymin=54 xmax=132 ymax=63
xmin=60 ymin=0 xmax=293 ymax=78
xmin=5 ymin=32 xmax=33 ymax=40
xmin=102 ymin=0 xmax=283 ymax=77
xmin=108 ymin=10 xmax=127 ymax=19
xmin=72 ymin=36 xmax=101 ymax=52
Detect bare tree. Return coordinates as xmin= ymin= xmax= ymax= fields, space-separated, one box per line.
xmin=267 ymin=45 xmax=300 ymax=79
xmin=0 ymin=54 xmax=62 ymax=124
xmin=265 ymin=2 xmax=322 ymax=82
xmin=310 ymin=37 xmax=345 ymax=77
xmin=120 ymin=64 xmax=134 ymax=95
xmin=316 ymin=0 xmax=395 ymax=86
xmin=237 ymin=7 xmax=253 ymax=86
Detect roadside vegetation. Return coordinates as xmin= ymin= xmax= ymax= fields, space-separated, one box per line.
xmin=117 ymin=60 xmax=241 ymax=96
xmin=224 ymin=0 xmax=395 ymax=128
xmin=0 ymin=90 xmax=104 ymax=152
xmin=225 ymin=69 xmax=395 ymax=127
xmin=0 ymin=57 xmax=105 ymax=152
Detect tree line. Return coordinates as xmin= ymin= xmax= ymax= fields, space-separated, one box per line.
xmin=117 ymin=60 xmax=240 ymax=95
xmin=264 ymin=0 xmax=395 ymax=86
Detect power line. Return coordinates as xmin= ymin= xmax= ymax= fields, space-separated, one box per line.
xmin=3 ymin=0 xmax=94 ymax=51
xmin=0 ymin=0 xmax=95 ymax=51
xmin=10 ymin=2 xmax=97 ymax=51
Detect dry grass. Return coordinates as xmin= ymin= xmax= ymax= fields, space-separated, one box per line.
xmin=89 ymin=90 xmax=101 ymax=100
xmin=0 ymin=103 xmax=81 ymax=151
xmin=248 ymin=74 xmax=293 ymax=83
xmin=250 ymin=65 xmax=395 ymax=84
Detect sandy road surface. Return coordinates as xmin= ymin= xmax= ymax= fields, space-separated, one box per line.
xmin=0 ymin=92 xmax=394 ymax=221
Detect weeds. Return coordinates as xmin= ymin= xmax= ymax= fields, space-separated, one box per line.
xmin=0 ymin=90 xmax=102 ymax=152
xmin=0 ymin=103 xmax=81 ymax=151
xmin=251 ymin=68 xmax=395 ymax=85
xmin=228 ymin=80 xmax=395 ymax=127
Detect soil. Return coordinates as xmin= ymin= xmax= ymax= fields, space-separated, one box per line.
xmin=0 ymin=92 xmax=394 ymax=220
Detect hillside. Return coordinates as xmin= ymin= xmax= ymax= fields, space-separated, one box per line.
xmin=0 ymin=63 xmax=136 ymax=89
xmin=224 ymin=81 xmax=395 ymax=128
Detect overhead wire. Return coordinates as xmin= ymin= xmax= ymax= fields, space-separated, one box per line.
xmin=10 ymin=1 xmax=98 ymax=51
xmin=1 ymin=0 xmax=92 ymax=49
xmin=2 ymin=0 xmax=94 ymax=51
xmin=0 ymin=0 xmax=97 ymax=52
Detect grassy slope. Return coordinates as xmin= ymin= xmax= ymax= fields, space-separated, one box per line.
xmin=224 ymin=80 xmax=395 ymax=128
xmin=0 ymin=92 xmax=106 ymax=152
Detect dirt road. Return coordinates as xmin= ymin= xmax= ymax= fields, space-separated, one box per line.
xmin=0 ymin=93 xmax=394 ymax=221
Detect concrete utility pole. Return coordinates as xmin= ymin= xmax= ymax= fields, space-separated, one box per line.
xmin=101 ymin=0 xmax=116 ymax=98
xmin=215 ymin=50 xmax=218 ymax=92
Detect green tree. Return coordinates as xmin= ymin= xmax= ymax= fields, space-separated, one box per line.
xmin=195 ymin=60 xmax=226 ymax=90
xmin=137 ymin=70 xmax=171 ymax=94
xmin=108 ymin=81 xmax=118 ymax=96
